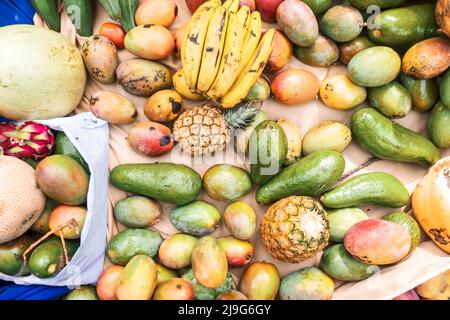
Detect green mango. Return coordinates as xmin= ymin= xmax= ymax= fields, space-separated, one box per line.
xmin=182 ymin=269 xmax=233 ymax=300
xmin=30 ymin=197 xmax=58 ymax=234
xmin=255 ymin=151 xmax=345 ymax=205
xmin=245 ymin=77 xmax=271 ymax=102
xmin=169 ymin=201 xmax=221 ymax=236
xmin=348 ymin=46 xmax=401 ymax=87
xmin=106 ymin=228 xmax=163 ymax=265
xmin=29 ymin=237 xmax=79 ymax=278
xmin=428 ymin=101 xmax=450 ymax=149
xmin=62 ymin=286 xmax=99 ymax=300
xmin=398 ymin=72 xmax=438 ymax=112
xmin=0 ymin=235 xmax=34 ymax=276
xmin=368 ymin=81 xmax=412 ymax=118
xmin=367 ymin=5 xmax=438 ymax=51
xmin=348 ymin=0 xmax=405 ymax=10
xmin=301 ymin=0 xmax=332 ymax=15
xmin=294 ymin=35 xmax=339 ymax=67
xmin=114 ymin=196 xmax=161 ymax=228
xmin=440 ymin=69 xmax=450 ymax=109
xmin=320 ymin=5 xmax=364 ymax=43
xmin=328 ymin=208 xmax=368 ymax=242
xmin=53 ymin=131 xmax=89 ymax=173
xmin=351 ymin=107 xmax=440 ymax=166
xmin=279 ymin=267 xmax=334 ymax=300
xmin=110 ymin=163 xmax=202 ymax=205
xmin=320 ymin=244 xmax=380 ymax=281
xmin=320 ymin=172 xmax=410 ymax=208
xmin=249 ymin=120 xmax=287 ymax=185
xmin=191 ymin=236 xmax=228 ymax=289
xmin=339 ymin=34 xmax=375 ymax=65
xmin=155 ymin=263 xmax=178 ymax=286
xmin=158 ymin=233 xmax=198 ymax=269
xmin=203 ymin=164 xmax=252 ymax=201
xmin=382 ymin=211 xmax=421 ymax=252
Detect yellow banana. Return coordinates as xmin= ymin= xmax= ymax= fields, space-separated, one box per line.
xmin=207 ymin=13 xmax=244 ymax=100
xmin=197 ymin=7 xmax=229 ymax=93
xmin=181 ymin=0 xmax=220 ymax=89
xmin=220 ymin=29 xmax=276 ymax=108
xmin=236 ymin=5 xmax=251 ymax=37
xmin=222 ymin=0 xmax=239 ymax=13
xmin=239 ymin=11 xmax=262 ymax=72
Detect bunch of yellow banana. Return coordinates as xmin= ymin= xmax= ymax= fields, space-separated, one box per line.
xmin=181 ymin=0 xmax=275 ymax=108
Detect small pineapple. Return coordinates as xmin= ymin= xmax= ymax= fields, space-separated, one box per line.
xmin=173 ymin=103 xmax=258 ymax=156
xmin=261 ymin=196 xmax=330 ymax=263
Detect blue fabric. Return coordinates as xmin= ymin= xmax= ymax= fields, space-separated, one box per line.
xmin=0 ymin=281 xmax=70 ymax=300
xmin=0 ymin=0 xmax=36 ymax=26
xmin=0 ymin=2 xmax=69 ymax=300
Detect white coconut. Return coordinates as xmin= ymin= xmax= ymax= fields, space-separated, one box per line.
xmin=0 ymin=25 xmax=86 ymax=120
xmin=0 ymin=156 xmax=46 ymax=243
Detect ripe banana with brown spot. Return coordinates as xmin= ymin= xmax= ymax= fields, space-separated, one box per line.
xmin=220 ymin=29 xmax=276 ymax=108
xmin=236 ymin=5 xmax=251 ymax=32
xmin=239 ymin=11 xmax=262 ymax=72
xmin=206 ymin=13 xmax=244 ymax=100
xmin=197 ymin=7 xmax=229 ymax=93
xmin=181 ymin=0 xmax=220 ymax=90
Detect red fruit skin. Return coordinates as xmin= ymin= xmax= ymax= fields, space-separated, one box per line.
xmin=99 ymin=22 xmax=125 ymax=49
xmin=218 ymin=237 xmax=255 ymax=268
xmin=240 ymin=0 xmax=256 ymax=11
xmin=344 ymin=219 xmax=412 ymax=265
xmin=255 ymin=0 xmax=284 ymax=22
xmin=97 ymin=265 xmax=124 ymax=300
xmin=393 ymin=290 xmax=420 ymax=300
xmin=127 ymin=121 xmax=174 ymax=157
xmin=185 ymin=0 xmax=207 ymax=13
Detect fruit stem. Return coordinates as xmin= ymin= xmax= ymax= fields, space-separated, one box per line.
xmin=339 ymin=157 xmax=380 ymax=181
xmin=22 ymin=219 xmax=77 ymax=267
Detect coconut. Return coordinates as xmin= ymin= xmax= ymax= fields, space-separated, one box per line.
xmin=0 ymin=25 xmax=86 ymax=120
xmin=0 ymin=156 xmax=46 ymax=244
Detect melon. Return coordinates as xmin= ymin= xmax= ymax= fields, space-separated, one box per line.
xmin=0 ymin=25 xmax=86 ymax=120
xmin=0 ymin=156 xmax=46 ymax=244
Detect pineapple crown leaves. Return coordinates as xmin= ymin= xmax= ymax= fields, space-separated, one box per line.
xmin=224 ymin=101 xmax=260 ymax=134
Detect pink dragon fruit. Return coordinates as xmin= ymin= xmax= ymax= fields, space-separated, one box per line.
xmin=0 ymin=121 xmax=55 ymax=160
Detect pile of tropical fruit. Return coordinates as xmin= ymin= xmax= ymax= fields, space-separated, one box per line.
xmin=0 ymin=123 xmax=91 ymax=279
xmin=1 ymin=0 xmax=449 ymax=301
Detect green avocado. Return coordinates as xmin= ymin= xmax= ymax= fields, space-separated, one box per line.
xmin=255 ymin=151 xmax=345 ymax=205
xmin=367 ymin=4 xmax=438 ymax=51
xmin=249 ymin=120 xmax=287 ymax=185
xmin=320 ymin=172 xmax=410 ymax=208
xmin=110 ymin=163 xmax=202 ymax=205
xmin=54 ymin=131 xmax=89 ymax=173
xmin=28 ymin=237 xmax=79 ymax=278
xmin=398 ymin=72 xmax=438 ymax=112
xmin=348 ymin=0 xmax=405 ymax=10
xmin=428 ymin=101 xmax=450 ymax=149
xmin=440 ymin=69 xmax=450 ymax=109
xmin=351 ymin=107 xmax=440 ymax=166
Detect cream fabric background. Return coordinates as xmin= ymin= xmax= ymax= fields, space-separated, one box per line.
xmin=33 ymin=0 xmax=450 ymax=299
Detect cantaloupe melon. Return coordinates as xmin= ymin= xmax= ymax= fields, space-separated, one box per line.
xmin=0 ymin=25 xmax=86 ymax=120
xmin=0 ymin=156 xmax=46 ymax=243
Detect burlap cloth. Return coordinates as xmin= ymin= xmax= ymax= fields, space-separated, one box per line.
xmin=34 ymin=1 xmax=450 ymax=299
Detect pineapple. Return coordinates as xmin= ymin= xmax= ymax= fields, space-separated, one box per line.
xmin=173 ymin=103 xmax=258 ymax=156
xmin=260 ymin=196 xmax=330 ymax=263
